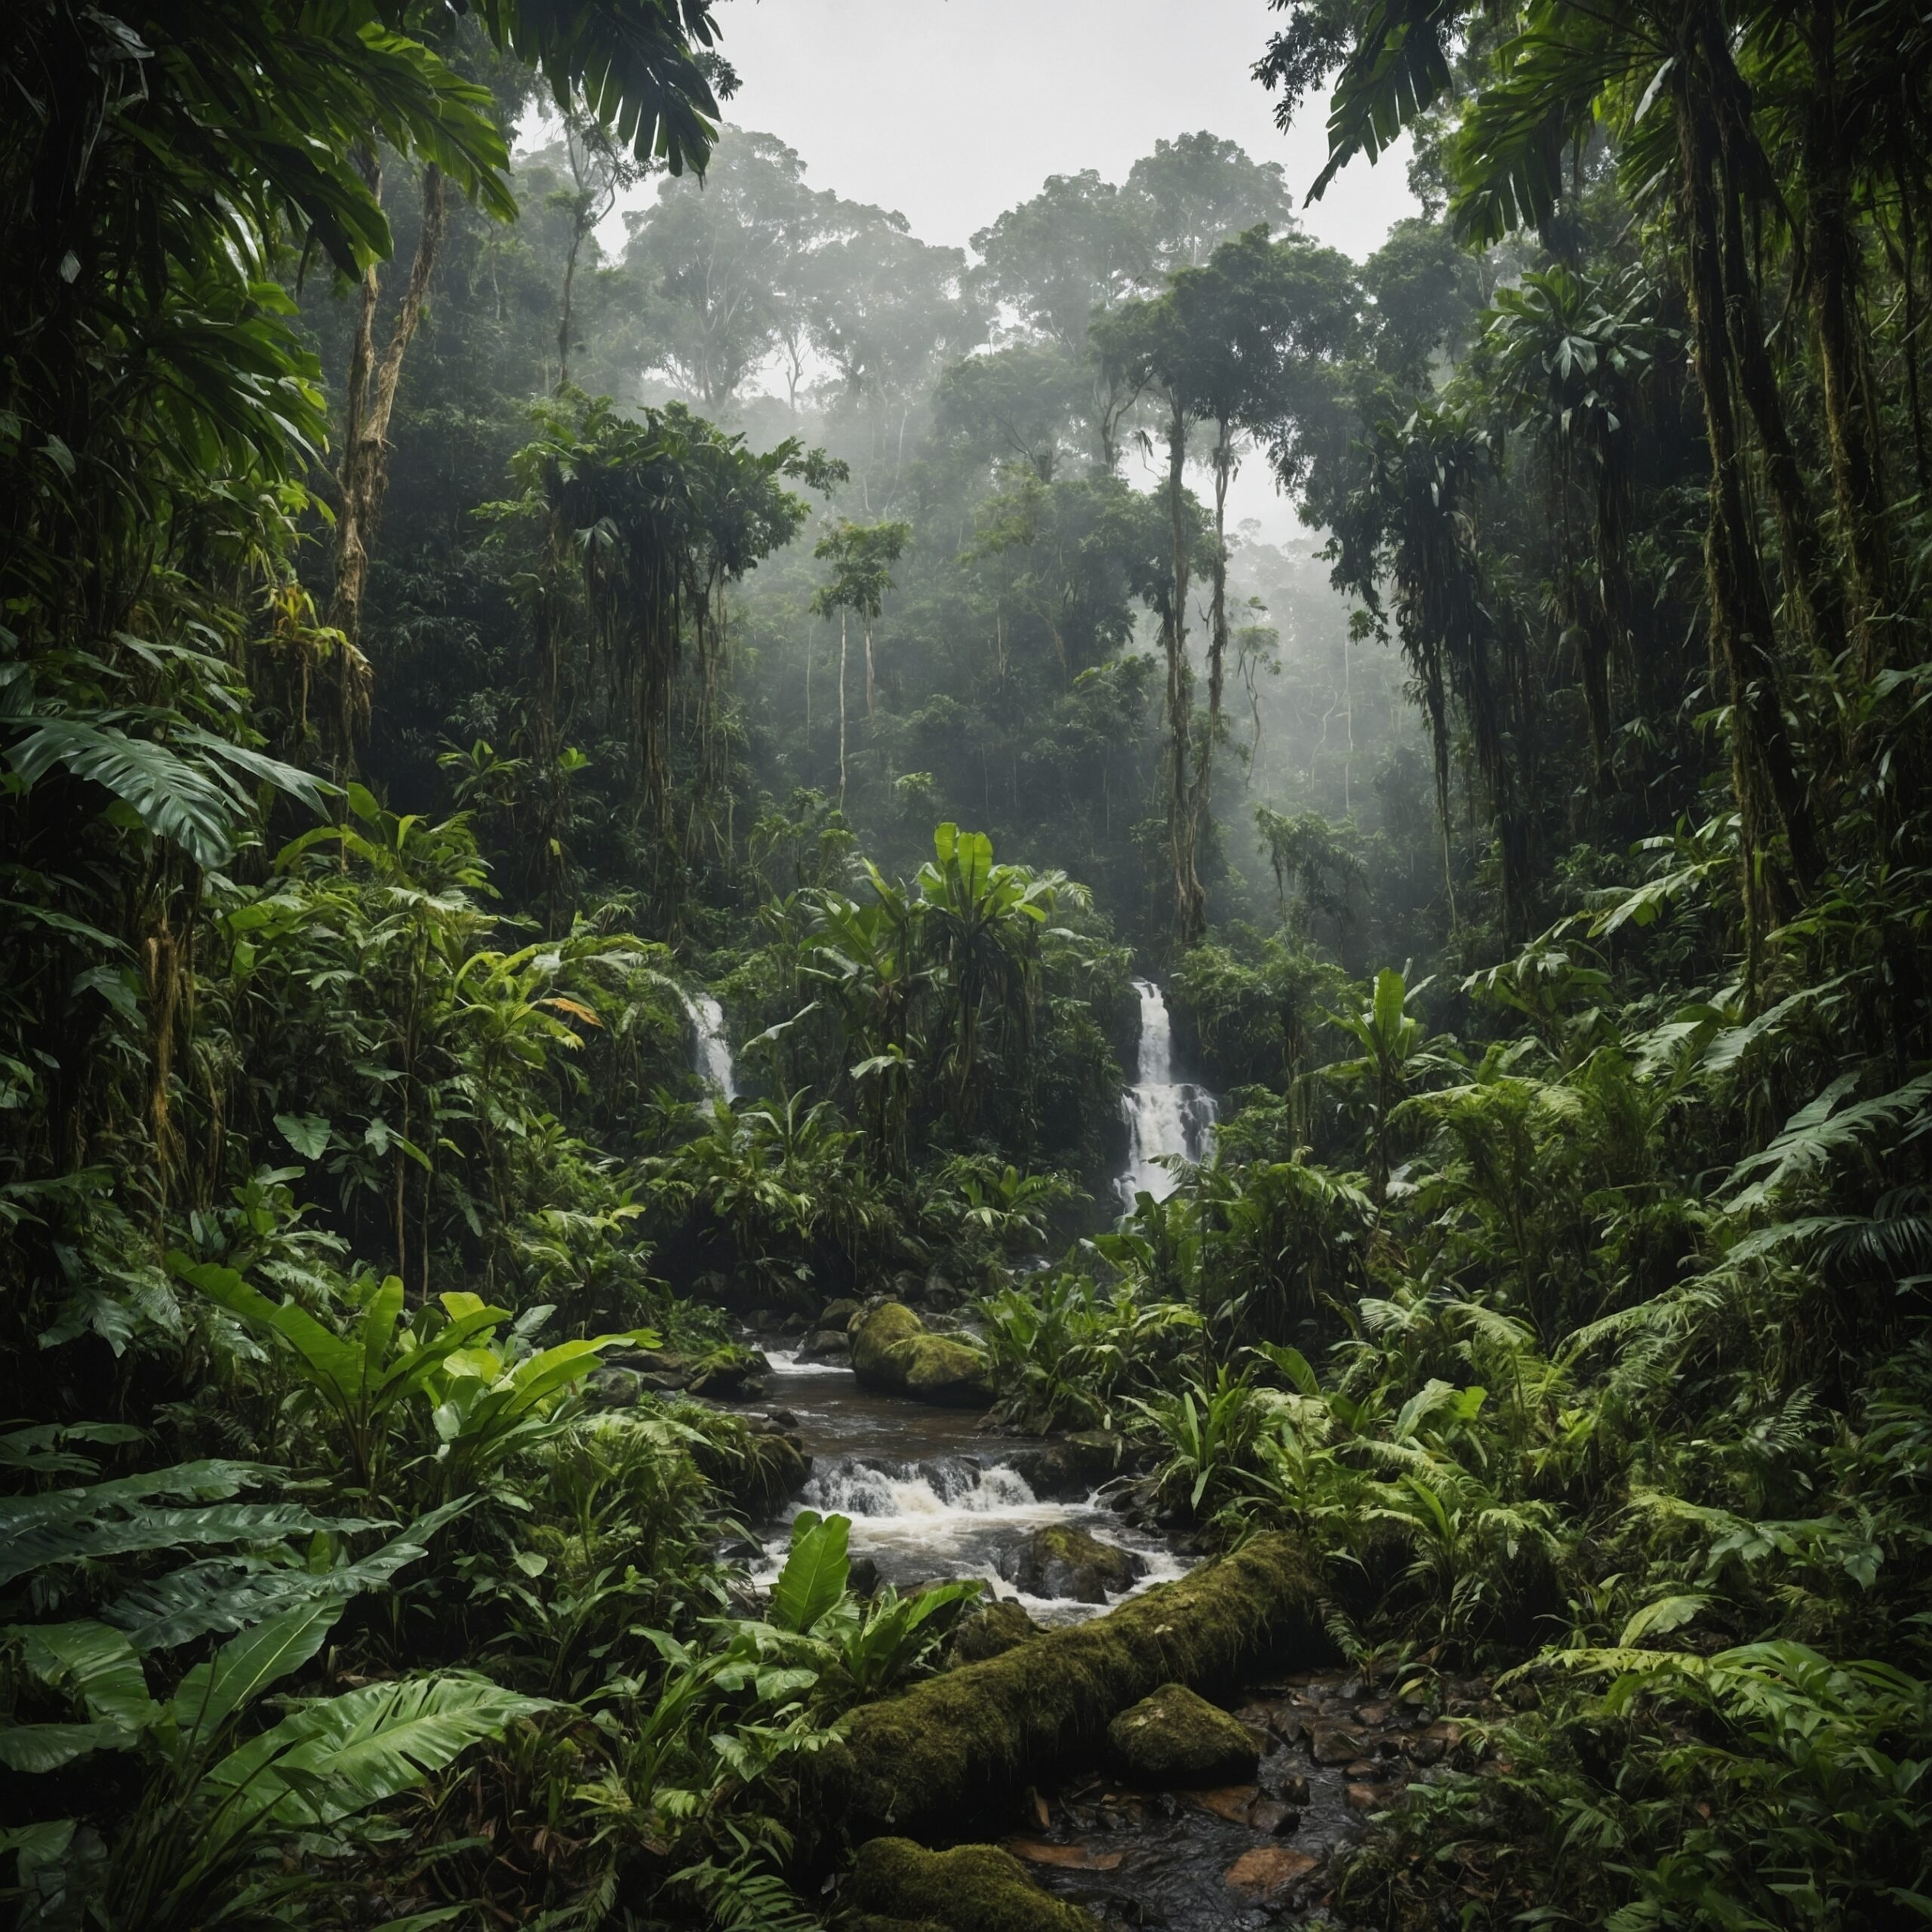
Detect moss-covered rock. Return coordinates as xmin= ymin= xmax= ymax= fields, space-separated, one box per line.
xmin=851 ymin=1302 xmax=992 ymax=1407
xmin=848 ymin=1839 xmax=1091 ymax=1932
xmin=820 ymin=1532 xmax=1321 ymax=1835
xmin=996 ymin=1524 xmax=1144 ymax=1602
xmin=851 ymin=1301 xmax=925 ymax=1379
xmin=899 ymin=1334 xmax=994 ymax=1405
xmin=947 ymin=1596 xmax=1041 ymax=1666
xmin=1108 ymin=1682 xmax=1260 ymax=1786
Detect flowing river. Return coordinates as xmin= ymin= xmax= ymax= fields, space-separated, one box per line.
xmin=730 ymin=1346 xmax=1475 ymax=1930
xmin=751 ymin=1347 xmax=1186 ymax=1625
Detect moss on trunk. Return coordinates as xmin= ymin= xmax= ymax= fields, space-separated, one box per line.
xmin=820 ymin=1532 xmax=1321 ymax=1835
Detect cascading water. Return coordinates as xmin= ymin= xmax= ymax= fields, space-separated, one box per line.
xmin=681 ymin=991 xmax=737 ymax=1100
xmin=1118 ymin=977 xmax=1217 ymax=1208
xmin=752 ymin=1350 xmax=1184 ymax=1623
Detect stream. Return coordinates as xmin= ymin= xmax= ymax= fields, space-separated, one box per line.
xmin=706 ymin=984 xmax=1467 ymax=1924
xmin=728 ymin=1348 xmax=1473 ymax=1930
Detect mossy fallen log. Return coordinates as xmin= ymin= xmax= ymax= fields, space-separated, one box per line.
xmin=848 ymin=1839 xmax=1091 ymax=1932
xmin=821 ymin=1531 xmax=1322 ymax=1837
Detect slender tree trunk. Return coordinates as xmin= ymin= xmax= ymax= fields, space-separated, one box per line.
xmin=558 ymin=218 xmax=583 ymax=392
xmin=864 ymin=618 xmax=875 ymax=718
xmin=1161 ymin=399 xmax=1196 ymax=946
xmin=331 ymin=162 xmax=447 ymax=650
xmin=1696 ymin=10 xmax=1848 ymax=678
xmin=838 ymin=608 xmax=849 ymax=808
xmin=1181 ymin=425 xmax=1235 ymax=948
xmin=1676 ymin=78 xmax=1825 ymax=919
xmin=1801 ymin=0 xmax=1892 ymax=664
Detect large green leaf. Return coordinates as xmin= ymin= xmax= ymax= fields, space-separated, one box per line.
xmin=0 ymin=1497 xmax=352 ymax=1590
xmin=3 ymin=718 xmax=240 ymax=867
xmin=0 ymin=1719 xmax=136 ymax=1774
xmin=768 ymin=1509 xmax=851 ymax=1635
xmin=169 ymin=1601 xmax=341 ymax=1751
xmin=106 ymin=1501 xmax=469 ymax=1651
xmin=178 ymin=1260 xmax=366 ymax=1412
xmin=200 ymin=1673 xmax=551 ymax=1838
xmin=16 ymin=1621 xmax=155 ymax=1729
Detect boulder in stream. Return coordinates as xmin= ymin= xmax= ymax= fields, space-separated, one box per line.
xmin=798 ymin=1326 xmax=852 ymax=1362
xmin=851 ymin=1301 xmax=993 ymax=1407
xmin=996 ymin=1524 xmax=1144 ymax=1603
xmin=848 ymin=1838 xmax=1091 ymax=1932
xmin=1108 ymin=1682 xmax=1260 ymax=1786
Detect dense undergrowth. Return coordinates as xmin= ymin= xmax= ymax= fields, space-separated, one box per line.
xmin=6 ymin=0 xmax=1932 ymax=1928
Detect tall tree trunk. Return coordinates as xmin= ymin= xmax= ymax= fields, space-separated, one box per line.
xmin=1181 ymin=424 xmax=1235 ymax=948
xmin=1161 ymin=399 xmax=1198 ymax=946
xmin=331 ymin=162 xmax=447 ymax=651
xmin=1696 ymin=10 xmax=1849 ymax=678
xmin=1675 ymin=79 xmax=1826 ymax=921
xmin=1801 ymin=0 xmax=1892 ymax=664
xmin=838 ymin=608 xmax=849 ymax=808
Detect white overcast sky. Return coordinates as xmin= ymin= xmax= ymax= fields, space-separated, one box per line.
xmin=711 ymin=0 xmax=1416 ymax=260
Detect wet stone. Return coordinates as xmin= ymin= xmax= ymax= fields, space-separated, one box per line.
xmin=1346 ymin=1783 xmax=1394 ymax=1814
xmin=1003 ymin=1840 xmax=1124 ymax=1872
xmin=1222 ymin=1847 xmax=1320 ymax=1901
xmin=1247 ymin=1801 xmax=1300 ymax=1836
xmin=1183 ymin=1786 xmax=1259 ymax=1825
xmin=1267 ymin=1772 xmax=1312 ymax=1807
xmin=1309 ymin=1724 xmax=1366 ymax=1765
xmin=998 ymin=1524 xmax=1145 ymax=1603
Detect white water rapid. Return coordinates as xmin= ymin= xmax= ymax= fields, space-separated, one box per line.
xmin=1117 ymin=977 xmax=1217 ymax=1208
xmin=682 ymin=991 xmax=737 ymax=1100
xmin=752 ymin=1349 xmax=1187 ymax=1625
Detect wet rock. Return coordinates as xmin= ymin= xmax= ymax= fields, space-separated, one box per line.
xmin=848 ymin=1555 xmax=881 ymax=1599
xmin=1266 ymin=1771 xmax=1312 ymax=1807
xmin=949 ymin=1597 xmax=1041 ymax=1666
xmin=1403 ymin=1721 xmax=1460 ymax=1767
xmin=998 ymin=1524 xmax=1145 ymax=1603
xmin=1184 ymin=1785 xmax=1259 ymax=1824
xmin=1356 ymin=1700 xmax=1392 ymax=1726
xmin=1344 ymin=1758 xmax=1377 ymax=1780
xmin=798 ymin=1327 xmax=853 ymax=1362
xmin=1248 ymin=1800 xmax=1300 ymax=1835
xmin=688 ymin=1349 xmax=768 ymax=1400
xmin=822 ymin=1297 xmax=863 ymax=1331
xmin=1001 ymin=1840 xmax=1123 ymax=1872
xmin=583 ymin=1365 xmax=642 ymax=1409
xmin=1109 ymin=1683 xmax=1260 ymax=1787
xmin=848 ymin=1837 xmax=1091 ymax=1932
xmin=851 ymin=1302 xmax=994 ymax=1407
xmin=1309 ymin=1722 xmax=1366 ymax=1765
xmin=1023 ymin=1429 xmax=1131 ymax=1497
xmin=628 ymin=1349 xmax=694 ymax=1392
xmin=1346 ymin=1782 xmax=1395 ymax=1813
xmin=1222 ymin=1847 xmax=1319 ymax=1901
xmin=764 ymin=1407 xmax=798 ymax=1427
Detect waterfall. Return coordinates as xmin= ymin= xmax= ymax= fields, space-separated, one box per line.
xmin=682 ymin=991 xmax=737 ymax=1100
xmin=1118 ymin=977 xmax=1217 ymax=1208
